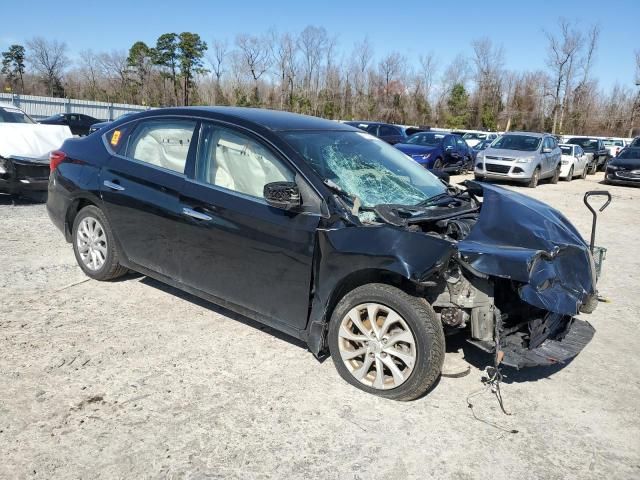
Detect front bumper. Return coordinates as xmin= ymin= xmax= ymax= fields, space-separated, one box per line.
xmin=502 ymin=317 xmax=595 ymax=369
xmin=0 ymin=156 xmax=50 ymax=195
xmin=605 ymin=170 xmax=640 ymax=186
xmin=474 ymin=159 xmax=536 ymax=181
xmin=467 ymin=313 xmax=596 ymax=369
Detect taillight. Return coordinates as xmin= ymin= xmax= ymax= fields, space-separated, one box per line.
xmin=50 ymin=150 xmax=67 ymax=171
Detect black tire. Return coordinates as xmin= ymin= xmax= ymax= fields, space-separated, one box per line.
xmin=433 ymin=158 xmax=444 ymax=170
xmin=461 ymin=156 xmax=472 ymax=173
xmin=588 ymin=161 xmax=597 ymax=175
xmin=549 ymin=165 xmax=560 ymax=184
xmin=565 ymin=166 xmax=573 ymax=182
xmin=527 ymin=167 xmax=540 ymax=188
xmin=581 ymin=165 xmax=588 ymax=179
xmin=328 ymin=283 xmax=445 ymax=401
xmin=72 ymin=205 xmax=128 ymax=281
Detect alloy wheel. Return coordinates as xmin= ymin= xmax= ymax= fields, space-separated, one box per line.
xmin=76 ymin=216 xmax=108 ymax=271
xmin=337 ymin=303 xmax=416 ymax=390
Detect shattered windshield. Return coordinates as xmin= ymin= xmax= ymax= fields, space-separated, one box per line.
xmin=405 ymin=132 xmax=444 ymax=146
xmin=283 ymin=131 xmax=446 ymax=208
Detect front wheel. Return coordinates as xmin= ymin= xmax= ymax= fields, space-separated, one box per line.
xmin=433 ymin=158 xmax=444 ymax=170
xmin=328 ymin=284 xmax=445 ymax=401
xmin=72 ymin=205 xmax=128 ymax=281
xmin=565 ymin=166 xmax=574 ymax=182
xmin=527 ymin=168 xmax=540 ymax=188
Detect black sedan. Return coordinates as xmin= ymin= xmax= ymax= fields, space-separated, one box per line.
xmin=40 ymin=113 xmax=101 ymax=136
xmin=47 ymin=107 xmax=601 ymax=400
xmin=343 ymin=121 xmax=407 ymax=145
xmin=605 ymin=148 xmax=640 ymax=186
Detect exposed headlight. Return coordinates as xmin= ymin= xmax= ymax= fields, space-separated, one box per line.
xmin=515 ymin=157 xmax=534 ymax=164
xmin=413 ymin=153 xmax=431 ymax=160
xmin=0 ymin=158 xmax=7 ymax=175
xmin=607 ymin=165 xmax=621 ymax=171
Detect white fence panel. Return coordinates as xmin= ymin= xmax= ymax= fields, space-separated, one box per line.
xmin=0 ymin=93 xmax=150 ymax=121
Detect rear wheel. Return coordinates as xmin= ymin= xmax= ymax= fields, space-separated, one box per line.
xmin=527 ymin=167 xmax=540 ymax=188
xmin=72 ymin=206 xmax=128 ymax=281
xmin=588 ymin=160 xmax=597 ymax=175
xmin=550 ymin=165 xmax=560 ymax=184
xmin=328 ymin=284 xmax=444 ymax=401
xmin=581 ymin=164 xmax=588 ymax=179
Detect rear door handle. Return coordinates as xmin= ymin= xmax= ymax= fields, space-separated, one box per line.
xmin=183 ymin=207 xmax=212 ymax=221
xmin=103 ymin=180 xmax=125 ymax=191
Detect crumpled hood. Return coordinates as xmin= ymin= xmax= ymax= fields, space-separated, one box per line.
xmin=459 ymin=181 xmax=597 ymax=316
xmin=0 ymin=123 xmax=72 ymax=159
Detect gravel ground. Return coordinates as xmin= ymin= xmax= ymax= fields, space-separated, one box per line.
xmin=1 ymin=172 xmax=639 ymax=480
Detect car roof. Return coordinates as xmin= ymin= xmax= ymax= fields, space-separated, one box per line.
xmin=503 ymin=131 xmax=546 ymax=138
xmin=186 ymin=107 xmax=355 ymax=132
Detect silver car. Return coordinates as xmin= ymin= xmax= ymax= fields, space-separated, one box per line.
xmin=474 ymin=132 xmax=562 ymax=188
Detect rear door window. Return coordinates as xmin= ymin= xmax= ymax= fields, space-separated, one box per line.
xmin=120 ymin=118 xmax=197 ymax=174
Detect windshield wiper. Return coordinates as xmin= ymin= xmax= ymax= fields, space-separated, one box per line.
xmin=323 ymin=179 xmax=363 ymax=215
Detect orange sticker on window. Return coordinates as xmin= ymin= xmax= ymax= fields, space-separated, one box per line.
xmin=110 ymin=130 xmax=121 ymax=146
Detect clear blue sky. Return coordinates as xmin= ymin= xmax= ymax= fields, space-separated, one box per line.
xmin=1 ymin=0 xmax=638 ymax=90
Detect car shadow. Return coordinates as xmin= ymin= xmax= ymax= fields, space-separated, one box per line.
xmin=0 ymin=193 xmax=47 ymax=205
xmin=445 ymin=333 xmax=573 ymax=384
xmin=138 ymin=276 xmax=310 ymax=353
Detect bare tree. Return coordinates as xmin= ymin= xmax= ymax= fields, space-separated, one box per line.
xmin=235 ymin=33 xmax=271 ymax=103
xmin=26 ymin=37 xmax=69 ymax=96
xmin=97 ymin=50 xmax=130 ymax=102
xmin=545 ymin=19 xmax=583 ymax=133
xmin=78 ymin=50 xmax=102 ymax=100
xmin=298 ymin=25 xmax=328 ymax=103
xmin=418 ymin=53 xmax=437 ymax=104
xmin=470 ymin=38 xmax=505 ymax=128
xmin=271 ymin=32 xmax=298 ymax=110
xmin=208 ymin=39 xmax=228 ymax=104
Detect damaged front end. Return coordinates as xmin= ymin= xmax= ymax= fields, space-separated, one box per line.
xmin=0 ymin=155 xmax=50 ymax=196
xmin=414 ymin=181 xmax=600 ymax=368
xmin=312 ymin=180 xmax=601 ymax=369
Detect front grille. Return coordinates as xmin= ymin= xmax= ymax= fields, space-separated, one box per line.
xmin=485 ymin=155 xmax=515 ymax=161
xmin=485 ymin=163 xmax=511 ymax=174
xmin=13 ymin=162 xmax=50 ymax=180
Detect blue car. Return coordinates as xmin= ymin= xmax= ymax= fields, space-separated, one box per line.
xmin=395 ymin=132 xmax=472 ymax=173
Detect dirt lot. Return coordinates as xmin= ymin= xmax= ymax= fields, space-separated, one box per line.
xmin=1 ymin=172 xmax=639 ymax=480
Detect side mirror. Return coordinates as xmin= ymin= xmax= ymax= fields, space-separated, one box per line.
xmin=264 ymin=181 xmax=301 ymax=211
xmin=445 ymin=145 xmax=453 ymax=151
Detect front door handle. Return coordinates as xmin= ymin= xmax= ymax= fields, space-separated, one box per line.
xmin=183 ymin=207 xmax=212 ymax=221
xmin=103 ymin=180 xmax=125 ymax=191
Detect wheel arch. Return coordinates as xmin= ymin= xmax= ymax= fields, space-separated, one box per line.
xmin=64 ymin=195 xmax=101 ymax=241
xmin=307 ymin=267 xmax=440 ymax=358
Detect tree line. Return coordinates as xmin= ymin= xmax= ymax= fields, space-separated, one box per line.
xmin=2 ymin=20 xmax=639 ymax=137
